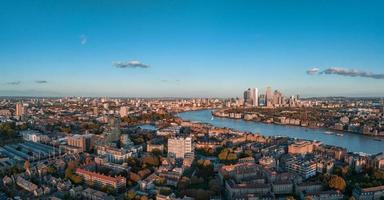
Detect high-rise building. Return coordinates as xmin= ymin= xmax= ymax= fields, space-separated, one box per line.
xmin=243 ymin=90 xmax=250 ymax=105
xmin=243 ymin=88 xmax=258 ymax=107
xmin=265 ymin=87 xmax=273 ymax=107
xmin=15 ymin=103 xmax=25 ymax=117
xmin=67 ymin=134 xmax=94 ymax=152
xmin=273 ymin=90 xmax=284 ymax=106
xmin=168 ymin=136 xmax=193 ymax=158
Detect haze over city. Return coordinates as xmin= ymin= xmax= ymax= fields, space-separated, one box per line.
xmin=1 ymin=1 xmax=384 ymax=97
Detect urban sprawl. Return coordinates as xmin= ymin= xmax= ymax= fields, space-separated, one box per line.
xmin=0 ymin=87 xmax=384 ymax=200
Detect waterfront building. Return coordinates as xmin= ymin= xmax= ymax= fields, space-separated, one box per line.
xmin=373 ymin=153 xmax=384 ymax=170
xmin=288 ymin=140 xmax=314 ymax=155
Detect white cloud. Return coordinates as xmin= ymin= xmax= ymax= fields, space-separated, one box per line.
xmin=113 ymin=60 xmax=150 ymax=68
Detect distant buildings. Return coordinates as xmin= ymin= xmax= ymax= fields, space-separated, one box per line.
xmin=119 ymin=106 xmax=129 ymax=118
xmin=265 ymin=86 xmax=273 ymax=107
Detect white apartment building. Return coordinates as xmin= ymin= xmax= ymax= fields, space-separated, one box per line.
xmin=167 ymin=136 xmax=193 ymax=158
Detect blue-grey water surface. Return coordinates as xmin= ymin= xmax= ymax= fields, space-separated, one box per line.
xmin=178 ymin=110 xmax=384 ymax=154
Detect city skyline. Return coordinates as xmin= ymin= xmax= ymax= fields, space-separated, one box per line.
xmin=1 ymin=1 xmax=384 ymax=97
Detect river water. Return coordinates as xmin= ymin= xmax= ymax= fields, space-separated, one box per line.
xmin=178 ymin=109 xmax=384 ymax=154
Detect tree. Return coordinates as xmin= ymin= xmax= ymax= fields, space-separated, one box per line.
xmin=140 ymin=196 xmax=149 ymax=200
xmin=151 ymin=148 xmax=162 ymax=156
xmin=349 ymin=196 xmax=356 ymax=200
xmin=102 ymin=185 xmax=115 ymax=194
xmin=143 ymin=155 xmax=160 ymax=167
xmin=209 ymin=179 xmax=221 ymax=194
xmin=178 ymin=176 xmax=190 ymax=190
xmin=126 ymin=189 xmax=136 ymax=200
xmin=227 ymin=153 xmax=238 ymax=161
xmin=328 ymin=175 xmax=346 ymax=191
xmin=218 ymin=149 xmax=229 ymax=160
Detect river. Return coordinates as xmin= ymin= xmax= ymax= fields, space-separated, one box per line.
xmin=178 ymin=109 xmax=384 ymax=154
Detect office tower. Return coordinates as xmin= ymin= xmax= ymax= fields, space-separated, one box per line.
xmin=243 ymin=88 xmax=259 ymax=107
xmin=119 ymin=106 xmax=129 ymax=118
xmin=259 ymin=94 xmax=266 ymax=106
xmin=168 ymin=136 xmax=193 ymax=158
xmin=15 ymin=103 xmax=25 ymax=117
xmin=243 ymin=90 xmax=250 ymax=105
xmin=265 ymin=87 xmax=273 ymax=107
xmin=67 ymin=134 xmax=94 ymax=152
xmin=381 ymin=98 xmax=384 ymax=113
xmin=273 ymin=90 xmax=284 ymax=106
xmin=289 ymin=96 xmax=298 ymax=107
xmin=251 ymin=88 xmax=258 ymax=107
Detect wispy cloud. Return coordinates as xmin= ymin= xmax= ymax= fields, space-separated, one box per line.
xmin=307 ymin=67 xmax=384 ymax=80
xmin=80 ymin=34 xmax=87 ymax=45
xmin=6 ymin=81 xmax=21 ymax=85
xmin=35 ymin=80 xmax=48 ymax=84
xmin=113 ymin=60 xmax=150 ymax=69
xmin=306 ymin=68 xmax=320 ymax=75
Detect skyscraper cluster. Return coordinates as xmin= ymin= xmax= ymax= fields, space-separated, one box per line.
xmin=243 ymin=87 xmax=288 ymax=108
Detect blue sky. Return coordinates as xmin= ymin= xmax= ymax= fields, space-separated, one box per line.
xmin=1 ymin=0 xmax=384 ymax=97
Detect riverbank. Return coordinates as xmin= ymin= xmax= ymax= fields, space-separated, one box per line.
xmin=178 ymin=109 xmax=384 ymax=154
xmin=211 ymin=109 xmax=384 ymax=139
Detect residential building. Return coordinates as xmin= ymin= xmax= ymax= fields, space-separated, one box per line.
xmin=76 ymin=168 xmax=126 ymax=190
xmin=167 ymin=136 xmax=192 ymax=158
xmin=67 ymin=134 xmax=94 ymax=152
